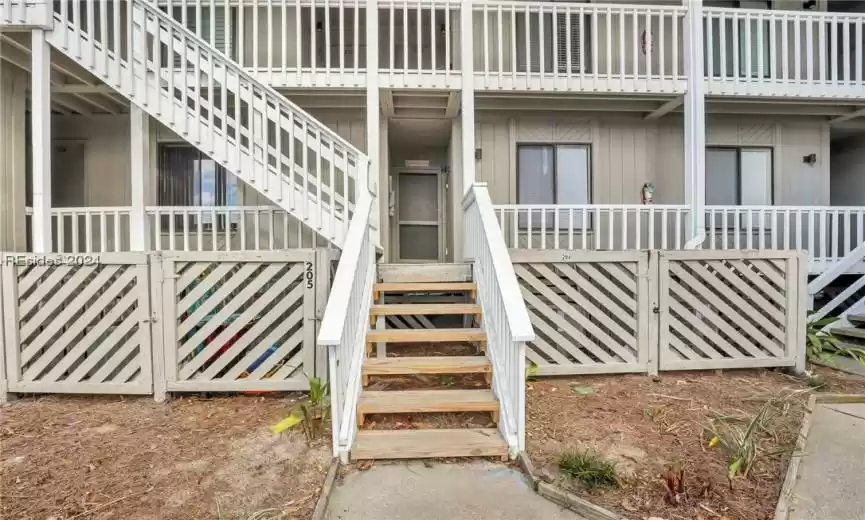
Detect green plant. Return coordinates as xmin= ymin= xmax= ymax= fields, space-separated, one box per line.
xmin=558 ymin=449 xmax=620 ymax=489
xmin=706 ymin=401 xmax=771 ymax=486
xmin=437 ymin=375 xmax=455 ymax=387
xmin=270 ymin=375 xmax=330 ymax=442
xmin=525 ymin=361 xmax=539 ymax=381
xmin=806 ymin=315 xmax=865 ymax=365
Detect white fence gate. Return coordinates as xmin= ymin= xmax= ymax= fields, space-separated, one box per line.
xmin=1 ymin=253 xmax=153 ymax=394
xmin=511 ymin=249 xmax=806 ymax=376
xmin=153 ymin=251 xmax=318 ymax=395
xmin=657 ymin=250 xmax=806 ymax=372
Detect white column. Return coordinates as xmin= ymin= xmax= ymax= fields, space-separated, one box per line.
xmin=366 ymin=0 xmax=381 ymax=247
xmin=460 ymin=0 xmax=475 ymax=193
xmin=30 ymin=29 xmax=52 ymax=253
xmin=683 ymin=0 xmax=706 ymax=246
xmin=130 ymin=106 xmax=151 ymax=251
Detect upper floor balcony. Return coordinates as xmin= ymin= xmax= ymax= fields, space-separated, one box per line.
xmin=140 ymin=0 xmax=865 ymax=100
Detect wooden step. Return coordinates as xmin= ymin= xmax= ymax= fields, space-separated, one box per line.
xmin=362 ymin=356 xmax=491 ymax=377
xmin=370 ymin=303 xmax=481 ymax=316
xmin=351 ymin=428 xmax=508 ymax=460
xmin=833 ymin=327 xmax=865 ymax=340
xmin=378 ymin=263 xmax=472 ymax=283
xmin=373 ymin=282 xmax=476 ymax=294
xmin=357 ymin=389 xmax=498 ymax=423
xmin=366 ymin=328 xmax=486 ymax=350
xmin=848 ymin=314 xmax=865 ymax=325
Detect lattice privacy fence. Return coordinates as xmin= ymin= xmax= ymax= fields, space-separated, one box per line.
xmin=1 ymin=253 xmax=153 ymax=394
xmin=657 ymin=250 xmax=806 ymax=371
xmin=510 ymin=249 xmax=806 ymax=375
xmin=510 ymin=250 xmax=651 ymax=376
xmin=154 ymin=251 xmax=318 ymax=394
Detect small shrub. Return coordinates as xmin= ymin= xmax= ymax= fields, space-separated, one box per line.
xmin=806 ymin=315 xmax=865 ymax=365
xmin=706 ymin=401 xmax=771 ymax=486
xmin=558 ymin=449 xmax=620 ymax=489
xmin=270 ymin=374 xmax=330 ymax=442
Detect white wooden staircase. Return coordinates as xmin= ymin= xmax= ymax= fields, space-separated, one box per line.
xmin=351 ymin=264 xmax=509 ymax=460
xmin=43 ymin=0 xmax=367 ymax=248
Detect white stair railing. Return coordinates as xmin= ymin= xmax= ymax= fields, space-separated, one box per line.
xmin=46 ymin=0 xmax=368 ymax=248
xmin=318 ymin=193 xmax=375 ymax=461
xmin=464 ymin=183 xmax=534 ymax=456
xmin=809 ymin=241 xmax=865 ymax=325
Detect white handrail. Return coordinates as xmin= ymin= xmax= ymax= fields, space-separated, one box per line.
xmin=318 ymin=194 xmax=375 ymax=459
xmin=464 ymin=183 xmax=534 ymax=454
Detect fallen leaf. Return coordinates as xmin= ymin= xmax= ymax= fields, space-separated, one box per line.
xmin=357 ymin=460 xmax=374 ymax=471
xmin=569 ymin=384 xmax=596 ymax=395
xmin=621 ymin=498 xmax=638 ymax=512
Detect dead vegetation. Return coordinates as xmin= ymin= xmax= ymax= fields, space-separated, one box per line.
xmin=526 ymin=366 xmax=865 ymax=520
xmin=0 ymin=394 xmax=332 ymax=520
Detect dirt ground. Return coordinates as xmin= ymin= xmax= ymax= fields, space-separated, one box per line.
xmin=0 ymin=394 xmax=332 ymax=520
xmin=526 ymin=366 xmax=865 ymax=520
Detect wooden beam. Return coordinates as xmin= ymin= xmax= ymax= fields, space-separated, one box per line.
xmin=31 ymin=29 xmax=52 ymax=253
xmin=51 ymin=94 xmax=95 ymax=116
xmin=830 ymin=107 xmax=865 ymax=125
xmin=445 ymin=91 xmax=459 ymax=118
xmin=71 ymin=93 xmax=121 ymax=115
xmin=380 ymin=88 xmax=395 ymax=118
xmin=644 ymin=96 xmax=684 ymax=120
xmin=52 ymin=84 xmax=114 ymax=94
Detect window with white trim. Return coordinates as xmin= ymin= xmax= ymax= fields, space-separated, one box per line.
xmin=706 ymin=146 xmax=773 ymax=206
xmin=517 ymin=143 xmax=591 ymax=229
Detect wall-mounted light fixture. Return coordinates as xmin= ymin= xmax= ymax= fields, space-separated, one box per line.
xmin=803 ymin=0 xmax=817 ymax=10
xmin=803 ymin=153 xmax=817 ymax=165
xmin=316 ymin=21 xmax=323 ymax=33
xmin=440 ymin=24 xmax=446 ymax=34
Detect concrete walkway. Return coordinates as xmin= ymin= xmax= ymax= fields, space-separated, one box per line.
xmin=325 ymin=461 xmax=585 ymax=520
xmin=786 ymin=402 xmax=865 ymax=520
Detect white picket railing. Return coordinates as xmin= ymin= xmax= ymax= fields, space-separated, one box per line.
xmin=0 ymin=0 xmax=50 ymax=26
xmin=464 ymin=184 xmax=534 ymax=455
xmin=318 ymin=194 xmax=375 ymax=460
xmin=704 ymin=206 xmax=865 ymax=272
xmin=24 ymin=207 xmax=132 ymax=253
xmin=47 ymin=0 xmax=367 ymax=249
xmin=146 ymin=206 xmax=324 ymax=251
xmin=472 ymin=1 xmax=686 ymax=93
xmin=493 ymin=204 xmax=690 ymax=251
xmin=808 ymin=241 xmax=865 ymax=324
xmin=704 ymin=7 xmax=865 ymax=98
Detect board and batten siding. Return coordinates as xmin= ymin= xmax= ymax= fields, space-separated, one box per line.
xmin=830 ymin=136 xmax=865 ymax=207
xmin=472 ymin=113 xmax=830 ymax=207
xmin=0 ymin=62 xmax=28 ymax=251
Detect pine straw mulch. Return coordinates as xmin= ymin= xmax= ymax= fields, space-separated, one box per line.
xmin=0 ymin=394 xmax=332 ymax=520
xmin=526 ymin=365 xmax=865 ymax=520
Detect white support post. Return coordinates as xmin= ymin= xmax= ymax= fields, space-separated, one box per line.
xmin=30 ymin=29 xmax=52 ymax=253
xmin=366 ymin=0 xmax=381 ymax=247
xmin=460 ymin=0 xmax=476 ymax=193
xmin=130 ymin=106 xmax=151 ymax=251
xmin=683 ymin=0 xmax=706 ymax=247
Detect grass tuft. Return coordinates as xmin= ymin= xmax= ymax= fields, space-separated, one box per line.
xmin=558 ymin=449 xmax=620 ymax=489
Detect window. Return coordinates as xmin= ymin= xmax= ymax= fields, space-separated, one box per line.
xmin=516 ymin=11 xmax=590 ymax=74
xmin=517 ymin=144 xmax=591 ymax=228
xmin=706 ymin=147 xmax=773 ymax=206
xmin=158 ymin=145 xmax=240 ymax=232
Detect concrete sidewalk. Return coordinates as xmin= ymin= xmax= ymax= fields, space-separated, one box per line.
xmin=325 ymin=461 xmax=585 ymax=520
xmin=785 ymin=401 xmax=865 ymax=520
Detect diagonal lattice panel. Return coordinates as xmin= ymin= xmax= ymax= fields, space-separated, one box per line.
xmin=160 ymin=251 xmax=316 ymax=392
xmin=1 ymin=253 xmax=152 ymax=394
xmin=657 ymin=251 xmax=803 ymax=371
xmin=510 ymin=250 xmax=651 ymax=375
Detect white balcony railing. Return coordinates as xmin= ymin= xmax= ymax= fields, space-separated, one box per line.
xmin=473 ymin=1 xmax=686 ymax=93
xmin=704 ymin=7 xmax=865 ymax=98
xmin=493 ymin=204 xmax=691 ymax=251
xmin=704 ymin=206 xmax=865 ymax=271
xmin=0 ymin=0 xmax=51 ymax=27
xmin=24 ymin=206 xmax=323 ymax=253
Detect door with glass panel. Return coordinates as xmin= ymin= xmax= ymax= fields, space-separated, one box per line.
xmin=395 ymin=171 xmax=443 ymax=262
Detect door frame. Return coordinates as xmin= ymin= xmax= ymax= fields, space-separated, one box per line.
xmin=389 ymin=167 xmax=447 ymax=263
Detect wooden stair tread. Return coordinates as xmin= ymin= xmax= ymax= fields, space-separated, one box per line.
xmin=833 ymin=327 xmax=865 ymax=339
xmin=847 ymin=314 xmax=865 ymax=325
xmin=370 ymin=303 xmax=481 ymax=316
xmin=367 ymin=328 xmax=486 ymax=343
xmin=358 ymin=389 xmax=498 ymax=414
xmin=374 ymin=282 xmax=476 ymax=293
xmin=362 ymin=356 xmax=491 ymax=375
xmin=351 ymin=428 xmax=507 ymax=460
